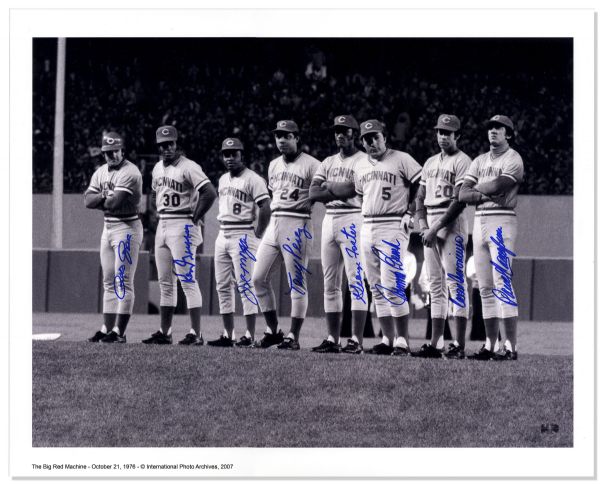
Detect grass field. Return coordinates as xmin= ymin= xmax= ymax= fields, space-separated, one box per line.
xmin=32 ymin=313 xmax=573 ymax=448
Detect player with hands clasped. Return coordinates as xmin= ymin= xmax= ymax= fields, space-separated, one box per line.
xmin=413 ymin=115 xmax=471 ymax=359
xmin=355 ymin=120 xmax=422 ymax=356
xmin=308 ymin=115 xmax=370 ymax=354
xmin=208 ymin=138 xmax=271 ymax=348
xmin=251 ymin=120 xmax=320 ymax=350
xmin=143 ymin=126 xmax=218 ymax=345
xmin=459 ymin=115 xmax=523 ymax=361
xmin=85 ymin=131 xmax=143 ymax=344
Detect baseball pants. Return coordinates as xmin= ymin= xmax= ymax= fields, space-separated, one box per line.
xmin=473 ymin=213 xmax=518 ymax=319
xmin=321 ymin=211 xmax=368 ymax=312
xmin=423 ymin=211 xmax=469 ymax=319
xmin=214 ymin=229 xmax=260 ymax=315
xmin=155 ymin=218 xmax=203 ymax=308
xmin=252 ymin=215 xmax=313 ymax=319
xmin=360 ymin=220 xmax=410 ymax=318
xmin=100 ymin=218 xmax=143 ymax=314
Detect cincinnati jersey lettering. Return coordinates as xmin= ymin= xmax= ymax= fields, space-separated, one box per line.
xmin=421 ymin=150 xmax=471 ymax=207
xmin=87 ymin=160 xmax=142 ymax=217
xmin=268 ymin=152 xmax=321 ymax=213
xmin=313 ymin=151 xmax=370 ymax=209
xmin=217 ymin=168 xmax=270 ymax=223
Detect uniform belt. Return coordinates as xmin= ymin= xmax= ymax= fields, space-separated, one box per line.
xmin=103 ymin=214 xmax=140 ymax=222
xmin=272 ymin=209 xmax=311 ymax=219
xmin=425 ymin=200 xmax=451 ymax=209
xmin=219 ymin=220 xmax=254 ymax=230
xmin=363 ymin=212 xmax=407 ymax=224
xmin=475 ymin=207 xmax=516 ymax=216
xmin=325 ymin=207 xmax=361 ymax=215
xmin=159 ymin=210 xmax=193 ymax=220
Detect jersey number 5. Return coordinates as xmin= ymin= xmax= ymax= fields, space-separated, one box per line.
xmin=163 ymin=193 xmax=181 ymax=207
xmin=381 ymin=186 xmax=391 ymax=200
xmin=280 ymin=188 xmax=300 ymax=201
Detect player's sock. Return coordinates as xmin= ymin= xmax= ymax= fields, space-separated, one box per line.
xmin=189 ymin=307 xmax=202 ymax=336
xmin=116 ymin=313 xmax=130 ymax=336
xmin=394 ymin=336 xmax=408 ymax=349
xmin=263 ymin=310 xmax=279 ymax=334
xmin=245 ymin=314 xmax=256 ymax=339
xmin=381 ymin=335 xmax=391 ymax=346
xmin=159 ymin=306 xmax=175 ymax=335
xmin=290 ymin=317 xmax=304 ymax=341
xmin=431 ymin=317 xmax=445 ymax=349
xmin=378 ymin=316 xmax=395 ymax=344
xmin=351 ymin=310 xmax=368 ymax=345
xmin=483 ymin=317 xmax=500 ymax=351
xmin=222 ymin=312 xmax=234 ymax=339
xmin=327 ymin=335 xmax=336 ymax=343
xmin=286 ymin=332 xmax=295 ymax=340
xmin=393 ymin=315 xmax=410 ymax=347
xmin=188 ymin=328 xmax=197 ymax=336
xmin=325 ymin=312 xmax=341 ymax=344
xmin=103 ymin=313 xmax=117 ymax=333
xmin=454 ymin=316 xmax=468 ymax=348
xmin=100 ymin=325 xmax=108 ymax=334
xmin=503 ymin=316 xmax=518 ymax=351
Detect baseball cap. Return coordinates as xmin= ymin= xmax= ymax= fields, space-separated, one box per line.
xmin=332 ymin=114 xmax=359 ymax=130
xmin=360 ymin=119 xmax=384 ymax=138
xmin=272 ymin=120 xmax=299 ymax=134
xmin=487 ymin=115 xmax=514 ymax=131
xmin=101 ymin=131 xmax=123 ymax=152
xmin=221 ymin=137 xmax=244 ymax=151
xmin=434 ymin=114 xmax=461 ymax=132
xmin=156 ymin=125 xmax=178 ymax=143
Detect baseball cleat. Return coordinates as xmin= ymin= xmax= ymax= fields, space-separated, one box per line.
xmin=367 ymin=342 xmax=394 ymax=355
xmin=311 ymin=339 xmax=341 ymax=353
xmin=467 ymin=345 xmax=495 ymax=360
xmin=445 ymin=343 xmax=465 ymax=359
xmin=142 ymin=330 xmax=173 ymax=345
xmin=277 ymin=337 xmax=300 ymax=351
xmin=391 ymin=346 xmax=412 ymax=357
xmin=100 ymin=331 xmax=126 ymax=344
xmin=178 ymin=333 xmax=204 ymax=346
xmin=493 ymin=348 xmax=518 ymax=361
xmin=207 ymin=335 xmax=234 ymax=347
xmin=235 ymin=336 xmax=255 ymax=347
xmin=411 ymin=343 xmax=444 ymax=358
xmin=255 ymin=330 xmax=284 ymax=348
xmin=88 ymin=331 xmax=107 ymax=343
xmin=341 ymin=339 xmax=364 ymax=354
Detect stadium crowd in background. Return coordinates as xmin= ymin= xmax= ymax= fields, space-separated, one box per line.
xmin=33 ymin=41 xmax=573 ymax=197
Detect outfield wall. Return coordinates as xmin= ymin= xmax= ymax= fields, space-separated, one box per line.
xmin=33 ymin=194 xmax=572 ymax=258
xmin=32 ymin=249 xmax=573 ymax=322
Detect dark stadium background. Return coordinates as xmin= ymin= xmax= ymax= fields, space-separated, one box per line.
xmin=32 ymin=37 xmax=573 ymax=196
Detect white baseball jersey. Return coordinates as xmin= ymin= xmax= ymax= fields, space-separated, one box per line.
xmin=464 ymin=148 xmax=524 ymax=211
xmin=87 ymin=160 xmax=142 ymax=221
xmin=268 ymin=153 xmax=320 ymax=215
xmin=152 ymin=155 xmax=210 ymax=218
xmin=217 ymin=168 xmax=270 ymax=229
xmin=421 ymin=150 xmax=471 ymax=208
xmin=313 ymin=150 xmax=370 ymax=210
xmin=355 ymin=149 xmax=422 ymax=220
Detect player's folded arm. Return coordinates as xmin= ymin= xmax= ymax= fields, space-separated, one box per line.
xmin=458 ymin=177 xmax=485 ymax=204
xmin=475 ymin=175 xmax=517 ymax=196
xmin=83 ymin=189 xmax=105 ymax=210
xmin=308 ymin=177 xmax=336 ymax=202
xmin=104 ymin=189 xmax=130 ymax=210
xmin=327 ymin=181 xmax=356 ymax=200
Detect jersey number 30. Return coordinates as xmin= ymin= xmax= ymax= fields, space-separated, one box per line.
xmin=163 ymin=193 xmax=181 ymax=207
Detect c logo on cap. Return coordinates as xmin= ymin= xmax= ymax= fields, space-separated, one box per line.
xmin=225 ymin=139 xmax=234 ymax=146
xmin=442 ymin=116 xmax=451 ymax=124
xmin=492 ymin=115 xmax=500 ymax=121
xmin=279 ymin=121 xmax=287 ymax=127
xmin=338 ymin=116 xmax=346 ymax=123
xmin=105 ymin=137 xmax=115 ymax=145
xmin=161 ymin=128 xmax=170 ymax=135
xmin=365 ymin=122 xmax=373 ymax=129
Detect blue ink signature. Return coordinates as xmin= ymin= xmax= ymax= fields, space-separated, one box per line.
xmin=490 ymin=227 xmax=518 ymax=307
xmin=447 ymin=235 xmax=466 ymax=308
xmin=371 ymin=239 xmax=407 ymax=305
xmin=283 ymin=223 xmax=313 ymax=295
xmin=238 ymin=234 xmax=258 ymax=305
xmin=172 ymin=224 xmax=196 ymax=283
xmin=341 ymin=224 xmax=366 ymax=303
xmin=114 ymin=233 xmax=132 ymax=300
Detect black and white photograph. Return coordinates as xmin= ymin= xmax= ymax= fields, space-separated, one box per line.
xmin=8 ymin=5 xmax=596 ymax=480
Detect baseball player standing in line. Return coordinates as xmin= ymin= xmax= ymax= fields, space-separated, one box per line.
xmin=413 ymin=114 xmax=471 ymax=359
xmin=251 ymin=120 xmax=320 ymax=350
xmin=355 ymin=120 xmax=422 ymax=356
xmin=459 ymin=115 xmax=523 ymax=360
xmin=208 ymin=137 xmax=271 ymax=347
xmin=143 ymin=125 xmax=218 ymax=345
xmin=308 ymin=115 xmax=370 ymax=354
xmin=86 ymin=131 xmax=143 ymax=343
